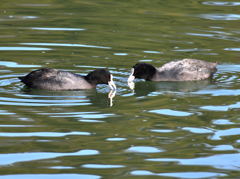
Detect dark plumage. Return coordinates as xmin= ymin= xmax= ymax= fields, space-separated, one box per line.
xmin=19 ymin=68 xmax=116 ymax=90
xmin=128 ymin=59 xmax=217 ymax=82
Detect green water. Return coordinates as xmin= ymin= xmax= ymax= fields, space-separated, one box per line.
xmin=0 ymin=0 xmax=240 ymax=178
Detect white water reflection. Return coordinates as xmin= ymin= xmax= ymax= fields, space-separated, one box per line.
xmin=0 ymin=174 xmax=100 ymax=179
xmin=182 ymin=127 xmax=213 ymax=134
xmin=202 ymin=1 xmax=240 ymax=6
xmin=0 ymin=131 xmax=91 ymax=137
xmin=106 ymin=137 xmax=127 ymax=141
xmin=20 ymin=43 xmax=111 ymax=49
xmin=212 ymin=119 xmax=235 ymax=125
xmin=149 ymin=109 xmax=193 ymax=117
xmin=192 ymin=89 xmax=240 ymax=96
xmin=147 ymin=153 xmax=240 ymax=170
xmin=199 ymin=14 xmax=240 ymax=20
xmin=18 ymin=3 xmax=50 ymax=7
xmin=48 ymin=166 xmax=75 ymax=169
xmin=143 ymin=50 xmax=163 ymax=54
xmin=0 ymin=109 xmax=15 ymax=115
xmin=0 ymin=96 xmax=90 ymax=106
xmin=0 ymin=61 xmax=41 ymax=68
xmin=182 ymin=127 xmax=240 ymax=140
xmin=0 ymin=47 xmax=51 ymax=51
xmin=82 ymin=164 xmax=125 ymax=169
xmin=0 ymin=149 xmax=99 ymax=166
xmin=0 ymin=125 xmax=38 ymax=128
xmin=31 ymin=27 xmax=86 ymax=31
xmin=6 ymin=15 xmax=38 ymax=20
xmin=126 ymin=146 xmax=164 ymax=153
xmin=113 ymin=53 xmax=128 ymax=56
xmin=131 ymin=170 xmax=226 ymax=178
xmin=210 ymin=128 xmax=240 ymax=140
xmin=186 ymin=32 xmax=215 ymax=37
xmin=41 ymin=111 xmax=115 ymax=118
xmin=224 ymin=48 xmax=240 ymax=51
xmin=200 ymin=102 xmax=240 ymax=111
xmin=150 ymin=129 xmax=174 ymax=133
xmin=212 ymin=145 xmax=235 ymax=151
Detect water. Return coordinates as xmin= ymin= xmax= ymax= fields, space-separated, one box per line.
xmin=0 ymin=0 xmax=239 ymax=178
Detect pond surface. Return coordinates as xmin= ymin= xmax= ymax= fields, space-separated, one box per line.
xmin=0 ymin=0 xmax=240 ymax=178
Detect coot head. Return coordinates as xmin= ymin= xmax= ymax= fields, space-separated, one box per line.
xmin=86 ymin=69 xmax=116 ymax=90
xmin=128 ymin=63 xmax=156 ymax=82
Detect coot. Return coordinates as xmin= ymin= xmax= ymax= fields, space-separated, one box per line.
xmin=128 ymin=59 xmax=217 ymax=82
xmin=19 ymin=68 xmax=116 ymax=90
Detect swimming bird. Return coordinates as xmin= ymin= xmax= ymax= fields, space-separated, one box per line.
xmin=19 ymin=68 xmax=116 ymax=91
xmin=128 ymin=59 xmax=217 ymax=82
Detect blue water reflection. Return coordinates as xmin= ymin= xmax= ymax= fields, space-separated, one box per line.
xmin=0 ymin=174 xmax=100 ymax=179
xmin=126 ymin=146 xmax=164 ymax=153
xmin=147 ymin=153 xmax=240 ymax=170
xmin=0 ymin=150 xmax=99 ymax=166
xmin=0 ymin=61 xmax=41 ymax=68
xmin=82 ymin=164 xmax=125 ymax=169
xmin=31 ymin=27 xmax=86 ymax=31
xmin=202 ymin=1 xmax=240 ymax=6
xmin=0 ymin=47 xmax=51 ymax=51
xmin=131 ymin=170 xmax=226 ymax=178
xmin=20 ymin=43 xmax=111 ymax=49
xmin=0 ymin=131 xmax=91 ymax=137
xmin=149 ymin=109 xmax=193 ymax=117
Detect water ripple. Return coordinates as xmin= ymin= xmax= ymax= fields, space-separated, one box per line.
xmin=82 ymin=164 xmax=125 ymax=169
xmin=146 ymin=153 xmax=240 ymax=170
xmin=113 ymin=53 xmax=128 ymax=56
xmin=150 ymin=129 xmax=175 ymax=133
xmin=126 ymin=146 xmax=164 ymax=153
xmin=210 ymin=128 xmax=240 ymax=140
xmin=31 ymin=27 xmax=86 ymax=31
xmin=41 ymin=111 xmax=115 ymax=118
xmin=149 ymin=109 xmax=193 ymax=117
xmin=182 ymin=127 xmax=240 ymax=140
xmin=106 ymin=137 xmax=127 ymax=141
xmin=0 ymin=61 xmax=41 ymax=68
xmin=20 ymin=43 xmax=111 ymax=49
xmin=131 ymin=170 xmax=226 ymax=178
xmin=0 ymin=125 xmax=38 ymax=128
xmin=202 ymin=1 xmax=240 ymax=6
xmin=0 ymin=47 xmax=51 ymax=51
xmin=0 ymin=149 xmax=99 ymax=166
xmin=48 ymin=166 xmax=75 ymax=169
xmin=192 ymin=89 xmax=240 ymax=96
xmin=212 ymin=145 xmax=235 ymax=151
xmin=143 ymin=50 xmax=163 ymax=54
xmin=0 ymin=174 xmax=100 ymax=179
xmin=0 ymin=97 xmax=90 ymax=106
xmin=0 ymin=131 xmax=91 ymax=137
xmin=199 ymin=14 xmax=240 ymax=20
xmin=212 ymin=119 xmax=235 ymax=125
xmin=200 ymin=102 xmax=240 ymax=111
xmin=224 ymin=47 xmax=240 ymax=51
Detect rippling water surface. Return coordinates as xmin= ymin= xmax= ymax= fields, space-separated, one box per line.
xmin=0 ymin=0 xmax=240 ymax=178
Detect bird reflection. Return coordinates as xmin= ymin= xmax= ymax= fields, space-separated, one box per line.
xmin=129 ymin=80 xmax=215 ymax=97
xmin=21 ymin=87 xmax=116 ymax=107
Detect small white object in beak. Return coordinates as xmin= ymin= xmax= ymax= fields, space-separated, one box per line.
xmin=128 ymin=81 xmax=135 ymax=90
xmin=128 ymin=68 xmax=135 ymax=83
xmin=108 ymin=74 xmax=117 ymax=90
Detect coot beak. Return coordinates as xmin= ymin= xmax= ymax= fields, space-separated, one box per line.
xmin=108 ymin=75 xmax=117 ymax=90
xmin=127 ymin=68 xmax=135 ymax=83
